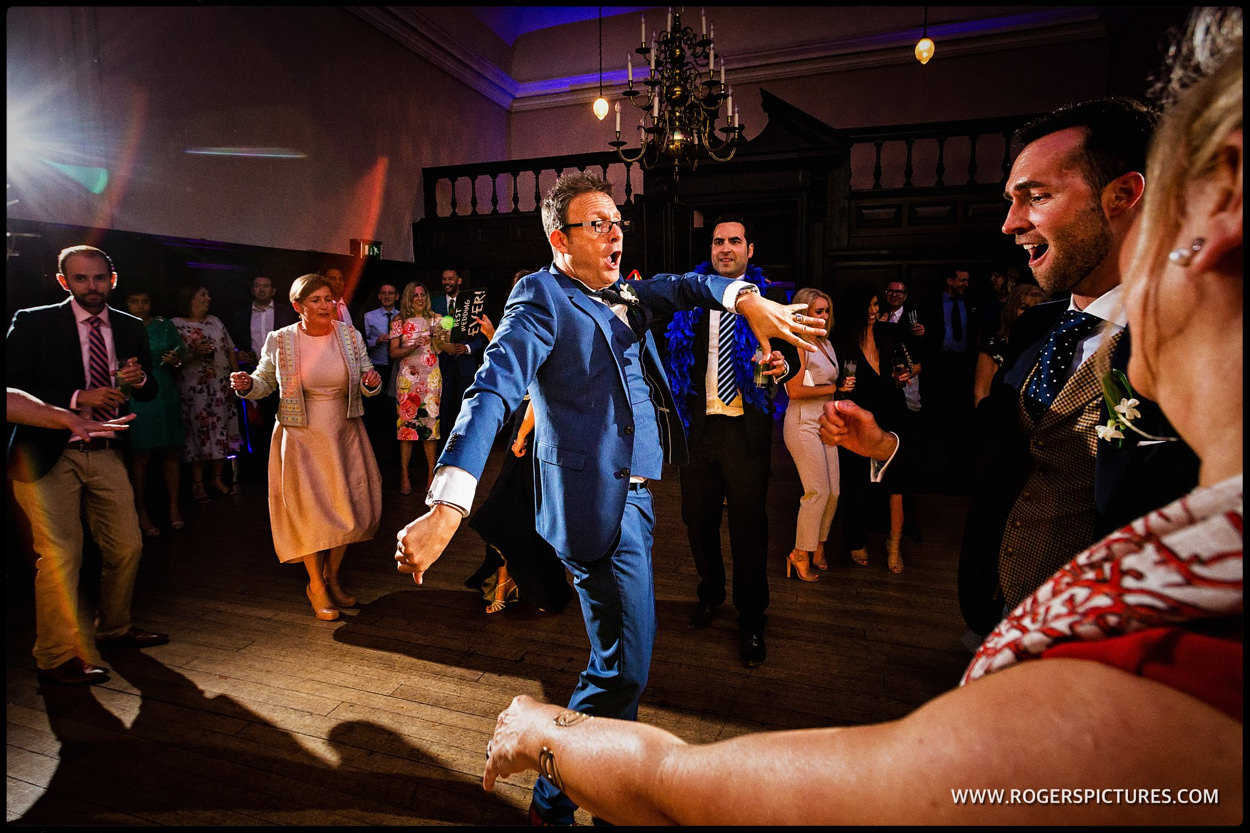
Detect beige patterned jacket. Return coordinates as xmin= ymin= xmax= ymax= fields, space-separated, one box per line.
xmin=238 ymin=321 xmax=378 ymax=426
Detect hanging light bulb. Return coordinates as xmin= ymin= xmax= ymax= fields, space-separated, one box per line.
xmin=593 ymin=7 xmax=609 ymax=120
xmin=915 ymin=7 xmax=935 ymax=65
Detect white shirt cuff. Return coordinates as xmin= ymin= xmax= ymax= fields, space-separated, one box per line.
xmin=869 ymin=432 xmax=901 ymax=483
xmin=723 ymin=280 xmax=756 ymax=310
xmin=426 ymin=465 xmax=477 ymax=516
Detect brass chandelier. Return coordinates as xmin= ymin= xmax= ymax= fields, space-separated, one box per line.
xmin=611 ymin=7 xmax=744 ymax=171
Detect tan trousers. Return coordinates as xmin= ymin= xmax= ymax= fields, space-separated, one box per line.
xmin=10 ymin=446 xmax=143 ymax=670
xmin=783 ymin=405 xmax=841 ymax=552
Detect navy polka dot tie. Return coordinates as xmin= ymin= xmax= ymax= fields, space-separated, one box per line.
xmin=1023 ymin=310 xmax=1100 ymax=421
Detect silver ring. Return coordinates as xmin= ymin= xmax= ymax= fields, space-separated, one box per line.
xmin=791 ymin=311 xmax=803 ymax=323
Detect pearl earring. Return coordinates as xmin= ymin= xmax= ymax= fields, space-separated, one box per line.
xmin=1167 ymin=238 xmax=1205 ymax=267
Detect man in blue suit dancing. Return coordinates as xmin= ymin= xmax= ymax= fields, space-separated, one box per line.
xmin=394 ymin=172 xmax=820 ymax=824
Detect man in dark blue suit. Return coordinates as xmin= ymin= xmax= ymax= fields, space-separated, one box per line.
xmin=819 ymin=98 xmax=1199 ymax=641
xmin=394 ymin=172 xmax=820 ymax=825
xmin=7 ymin=245 xmax=170 ymax=686
xmin=430 ymin=268 xmax=488 ymax=454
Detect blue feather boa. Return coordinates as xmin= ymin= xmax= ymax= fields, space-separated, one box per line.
xmin=663 ymin=262 xmax=777 ymax=432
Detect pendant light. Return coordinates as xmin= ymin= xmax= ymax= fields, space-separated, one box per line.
xmin=593 ymin=7 xmax=609 ymax=120
xmin=915 ymin=7 xmax=935 ymax=65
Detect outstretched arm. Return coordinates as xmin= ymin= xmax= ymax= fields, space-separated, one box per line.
xmin=734 ymin=291 xmax=822 ymax=357
xmin=483 ymin=661 xmax=1241 ymax=825
xmin=6 ymin=387 xmax=135 ymax=440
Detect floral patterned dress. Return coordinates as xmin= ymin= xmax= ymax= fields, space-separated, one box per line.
xmin=172 ymin=314 xmax=242 ymax=462
xmin=391 ymin=314 xmax=443 ymax=441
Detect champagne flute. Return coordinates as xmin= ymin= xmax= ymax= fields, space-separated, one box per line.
xmin=836 ymin=359 xmax=857 ymax=400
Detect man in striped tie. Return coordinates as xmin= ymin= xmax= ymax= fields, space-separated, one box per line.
xmin=663 ymin=216 xmax=800 ymax=668
xmin=7 ymin=245 xmax=169 ymax=686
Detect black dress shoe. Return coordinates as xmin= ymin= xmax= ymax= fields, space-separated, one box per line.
xmin=740 ymin=631 xmax=767 ymax=667
xmin=38 ymin=657 xmax=110 ymax=685
xmin=687 ymin=601 xmax=717 ymax=631
xmin=97 ymin=626 xmax=170 ymax=650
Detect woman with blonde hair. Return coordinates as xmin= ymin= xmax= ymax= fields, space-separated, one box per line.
xmin=781 ymin=287 xmax=853 ymax=580
xmin=230 ymin=274 xmax=383 ymax=621
xmin=390 ymin=281 xmax=446 ymax=494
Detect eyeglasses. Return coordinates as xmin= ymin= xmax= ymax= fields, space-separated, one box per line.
xmin=885 ymin=288 xmax=907 ymax=295
xmin=562 ymin=218 xmax=631 ymax=235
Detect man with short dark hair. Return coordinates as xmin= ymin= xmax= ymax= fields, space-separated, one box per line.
xmin=361 ymin=282 xmax=400 ymax=461
xmin=920 ymin=268 xmax=977 ymax=434
xmin=664 ymin=215 xmax=799 ymax=668
xmin=821 ymin=98 xmax=1200 ymax=639
xmin=430 ymin=268 xmax=487 ymax=455
xmin=323 ymin=267 xmax=353 ymax=326
xmin=7 ymin=245 xmax=170 ymax=686
xmin=230 ymin=275 xmax=297 ymax=481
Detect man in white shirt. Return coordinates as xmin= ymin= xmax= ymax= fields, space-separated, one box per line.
xmin=361 ymin=282 xmax=400 ymax=461
xmin=324 ymin=267 xmax=353 ymax=326
xmin=229 ymin=275 xmax=295 ymax=481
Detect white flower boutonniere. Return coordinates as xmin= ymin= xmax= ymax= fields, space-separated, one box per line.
xmin=618 ymin=283 xmax=639 ymax=305
xmin=1098 ymin=369 xmax=1177 ymax=448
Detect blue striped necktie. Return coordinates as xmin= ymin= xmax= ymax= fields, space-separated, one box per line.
xmin=86 ymin=316 xmax=115 ymax=420
xmin=716 ymin=311 xmax=738 ymax=405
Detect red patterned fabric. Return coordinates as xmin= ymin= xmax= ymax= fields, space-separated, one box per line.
xmin=964 ymin=475 xmax=1243 ymax=691
xmin=1043 ymin=627 xmax=1243 ymax=722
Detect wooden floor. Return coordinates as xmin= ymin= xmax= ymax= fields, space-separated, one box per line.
xmin=6 ymin=425 xmax=974 ymax=826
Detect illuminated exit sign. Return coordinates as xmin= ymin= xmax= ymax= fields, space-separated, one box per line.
xmin=350 ymin=239 xmax=382 ymax=258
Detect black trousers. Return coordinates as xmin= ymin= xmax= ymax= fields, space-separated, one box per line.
xmin=679 ymin=415 xmax=771 ymax=633
xmin=235 ymin=394 xmax=278 ymax=484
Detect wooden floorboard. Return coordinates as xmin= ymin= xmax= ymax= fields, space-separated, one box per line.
xmin=6 ymin=424 xmax=974 ymax=825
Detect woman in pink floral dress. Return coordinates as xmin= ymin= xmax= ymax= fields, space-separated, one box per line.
xmin=172 ymin=284 xmax=242 ymax=502
xmin=389 ymin=281 xmax=446 ymax=494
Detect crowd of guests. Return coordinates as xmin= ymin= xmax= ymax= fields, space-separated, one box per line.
xmin=6 ymin=5 xmax=1240 ymax=823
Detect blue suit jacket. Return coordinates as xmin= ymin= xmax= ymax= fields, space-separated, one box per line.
xmin=438 ymin=265 xmax=734 ymax=563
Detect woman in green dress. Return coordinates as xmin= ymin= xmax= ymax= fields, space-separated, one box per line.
xmin=124 ymin=289 xmax=187 ymax=536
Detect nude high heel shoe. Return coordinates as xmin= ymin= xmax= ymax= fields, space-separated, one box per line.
xmin=786 ymin=550 xmax=820 ymax=582
xmin=305 ymin=584 xmax=340 ymax=621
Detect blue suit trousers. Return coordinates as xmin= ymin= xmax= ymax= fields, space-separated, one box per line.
xmin=531 ymin=484 xmax=656 ymax=822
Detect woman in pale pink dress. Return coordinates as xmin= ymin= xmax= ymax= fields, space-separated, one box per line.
xmin=389 ymin=281 xmax=446 ymax=494
xmin=230 ymin=274 xmax=383 ymax=621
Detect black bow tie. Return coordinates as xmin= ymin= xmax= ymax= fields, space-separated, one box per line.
xmin=592 ymin=284 xmax=629 ymax=306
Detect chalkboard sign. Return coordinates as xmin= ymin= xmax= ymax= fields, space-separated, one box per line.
xmin=452 ymin=288 xmax=488 ymax=340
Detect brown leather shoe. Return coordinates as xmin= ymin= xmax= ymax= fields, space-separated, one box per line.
xmin=38 ymin=657 xmax=110 ymax=685
xmin=97 ymin=626 xmax=171 ymax=650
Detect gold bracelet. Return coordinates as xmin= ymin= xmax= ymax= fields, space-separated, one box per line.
xmin=538 ymin=746 xmax=564 ymax=792
xmin=538 ymin=710 xmax=591 ymax=794
xmin=553 ymin=710 xmax=592 ymax=727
